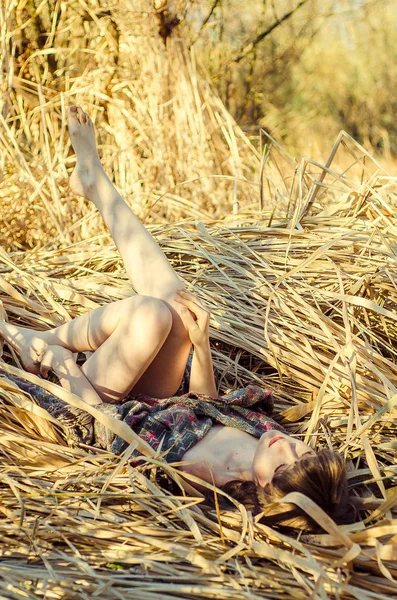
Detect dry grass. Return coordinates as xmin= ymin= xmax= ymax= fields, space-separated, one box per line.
xmin=1 ymin=1 xmax=397 ymax=598
xmin=1 ymin=144 xmax=397 ymax=597
xmin=0 ymin=0 xmax=262 ymax=249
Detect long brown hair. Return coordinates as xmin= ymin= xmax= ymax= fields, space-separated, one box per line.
xmin=217 ymin=449 xmax=355 ymax=530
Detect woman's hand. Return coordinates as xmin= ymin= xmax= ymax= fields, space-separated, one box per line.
xmin=40 ymin=344 xmax=103 ymax=406
xmin=40 ymin=345 xmax=75 ymax=378
xmin=174 ymin=289 xmax=210 ymax=347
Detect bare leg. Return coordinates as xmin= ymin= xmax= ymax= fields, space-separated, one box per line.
xmin=80 ymin=296 xmax=174 ymax=401
xmin=67 ymin=106 xmax=192 ymax=395
xmin=0 ymin=297 xmax=136 ymax=373
xmin=0 ymin=294 xmax=182 ymax=401
xmin=40 ymin=345 xmax=103 ymax=406
xmin=1 ymin=295 xmax=177 ymax=401
xmin=68 ymin=106 xmax=181 ymax=299
xmin=0 ymin=107 xmax=192 ymax=399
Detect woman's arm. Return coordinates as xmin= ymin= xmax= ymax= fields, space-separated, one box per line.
xmin=40 ymin=345 xmax=103 ymax=406
xmin=174 ymin=290 xmax=218 ymax=399
xmin=189 ymin=340 xmax=218 ymax=398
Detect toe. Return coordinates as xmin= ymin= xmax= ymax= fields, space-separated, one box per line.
xmin=68 ymin=106 xmax=79 ymax=130
xmin=68 ymin=105 xmax=78 ymax=119
xmin=77 ymin=107 xmax=87 ymax=124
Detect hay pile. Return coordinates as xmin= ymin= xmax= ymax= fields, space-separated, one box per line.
xmin=1 ymin=1 xmax=397 ymax=598
xmin=1 ymin=145 xmax=397 ymax=597
xmin=0 ymin=0 xmax=260 ymax=250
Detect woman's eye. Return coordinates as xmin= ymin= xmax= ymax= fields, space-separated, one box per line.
xmin=274 ymin=464 xmax=286 ymax=474
xmin=301 ymin=450 xmax=315 ymax=458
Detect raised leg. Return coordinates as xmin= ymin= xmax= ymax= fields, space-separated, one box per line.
xmin=67 ymin=105 xmax=192 ymax=396
xmin=0 ymin=107 xmax=193 ymax=400
xmin=68 ymin=105 xmax=181 ymax=300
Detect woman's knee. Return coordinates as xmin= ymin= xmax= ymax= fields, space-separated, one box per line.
xmin=121 ymin=295 xmax=172 ymax=334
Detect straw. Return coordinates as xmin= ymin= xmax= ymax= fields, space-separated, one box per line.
xmin=1 ymin=1 xmax=397 ymax=597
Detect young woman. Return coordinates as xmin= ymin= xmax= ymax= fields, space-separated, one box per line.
xmin=0 ymin=106 xmax=353 ymax=529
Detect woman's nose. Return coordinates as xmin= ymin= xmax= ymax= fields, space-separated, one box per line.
xmin=279 ymin=440 xmax=298 ymax=462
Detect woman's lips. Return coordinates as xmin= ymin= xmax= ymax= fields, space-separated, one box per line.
xmin=268 ymin=436 xmax=283 ymax=447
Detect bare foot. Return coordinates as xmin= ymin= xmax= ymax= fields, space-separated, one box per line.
xmin=0 ymin=320 xmax=48 ymax=375
xmin=68 ymin=105 xmax=104 ymax=198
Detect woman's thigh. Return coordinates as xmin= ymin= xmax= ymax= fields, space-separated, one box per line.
xmin=130 ymin=300 xmax=192 ymax=397
xmin=81 ymin=294 xmax=191 ymax=401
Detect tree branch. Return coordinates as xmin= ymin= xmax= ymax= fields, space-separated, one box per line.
xmin=232 ymin=0 xmax=310 ymax=64
xmin=190 ymin=0 xmax=221 ymax=47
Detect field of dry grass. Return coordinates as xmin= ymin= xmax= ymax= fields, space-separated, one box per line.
xmin=0 ymin=1 xmax=264 ymax=249
xmin=193 ymin=0 xmax=397 ymax=167
xmin=0 ymin=1 xmax=397 ymax=598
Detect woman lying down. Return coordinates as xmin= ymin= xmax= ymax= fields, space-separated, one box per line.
xmin=0 ymin=106 xmax=354 ymax=530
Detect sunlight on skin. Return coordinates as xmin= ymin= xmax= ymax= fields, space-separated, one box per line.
xmin=0 ymin=105 xmax=316 ymax=493
xmin=180 ymin=426 xmax=316 ymax=488
xmin=0 ymin=321 xmax=46 ymax=375
xmin=253 ymin=431 xmax=315 ymax=487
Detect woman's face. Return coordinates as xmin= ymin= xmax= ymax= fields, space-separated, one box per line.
xmin=252 ymin=431 xmax=315 ymax=487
